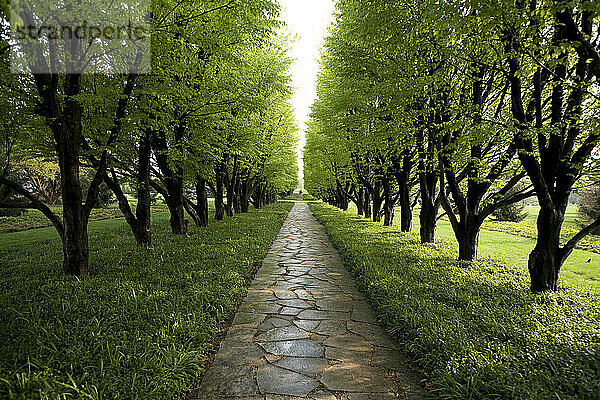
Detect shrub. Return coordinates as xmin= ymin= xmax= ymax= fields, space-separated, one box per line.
xmin=578 ymin=183 xmax=600 ymax=234
xmin=491 ymin=201 xmax=528 ymax=222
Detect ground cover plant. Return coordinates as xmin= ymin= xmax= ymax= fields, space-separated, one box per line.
xmin=310 ymin=202 xmax=600 ymax=399
xmin=0 ymin=202 xmax=292 ymax=399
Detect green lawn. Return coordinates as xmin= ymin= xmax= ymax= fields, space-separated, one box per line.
xmin=310 ymin=202 xmax=600 ymax=399
xmin=0 ymin=204 xmax=169 ymax=234
xmin=345 ymin=203 xmax=600 ymax=291
xmin=0 ymin=202 xmax=292 ymax=399
xmin=411 ymin=215 xmax=600 ymax=293
xmin=523 ymin=204 xmax=581 ymax=228
xmin=0 ymin=200 xmax=224 ymax=234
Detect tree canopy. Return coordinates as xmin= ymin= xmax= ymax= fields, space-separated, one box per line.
xmin=305 ymin=0 xmax=600 ymax=292
xmin=0 ymin=0 xmax=298 ymax=274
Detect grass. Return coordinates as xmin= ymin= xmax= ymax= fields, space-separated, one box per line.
xmin=523 ymin=204 xmax=580 ymax=228
xmin=407 ymin=213 xmax=600 ymax=291
xmin=349 ymin=203 xmax=600 ymax=289
xmin=310 ymin=202 xmax=600 ymax=399
xmin=0 ymin=205 xmax=169 ymax=234
xmin=481 ymin=204 xmax=600 ymax=255
xmin=0 ymin=202 xmax=292 ymax=399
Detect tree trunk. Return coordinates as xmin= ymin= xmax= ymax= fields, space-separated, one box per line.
xmin=457 ymin=217 xmax=482 ymax=261
xmin=225 ymin=187 xmax=234 ymax=217
xmin=150 ymin=128 xmax=187 ymax=235
xmin=60 ymin=174 xmax=88 ymax=276
xmin=356 ymin=187 xmax=365 ymax=216
xmin=364 ymin=190 xmax=372 ymax=219
xmin=195 ymin=176 xmax=209 ymax=227
xmin=215 ymin=164 xmax=225 ymax=220
xmin=419 ymin=198 xmax=436 ymax=244
xmin=252 ymin=185 xmax=263 ymax=209
xmin=382 ymin=180 xmax=394 ymax=226
xmin=528 ymin=207 xmax=564 ymax=292
xmin=232 ymin=173 xmax=242 ymax=214
xmin=134 ymin=133 xmax=152 ymax=245
xmin=419 ymin=173 xmax=438 ymax=244
xmin=56 ymin=74 xmax=88 ymax=275
xmin=166 ymin=185 xmax=187 ymax=235
xmin=106 ymin=133 xmax=152 ymax=246
xmin=240 ymin=179 xmax=251 ymax=213
xmin=398 ymin=178 xmax=412 ymax=232
xmin=458 ymin=229 xmax=479 ymax=261
xmin=372 ymin=198 xmax=382 ymax=222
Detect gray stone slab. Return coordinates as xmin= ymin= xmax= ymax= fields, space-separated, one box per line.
xmin=240 ymin=302 xmax=282 ymax=314
xmin=343 ymin=394 xmax=397 ymax=400
xmin=311 ymin=390 xmax=337 ymax=400
xmin=351 ymin=302 xmax=378 ymax=324
xmin=320 ymin=363 xmax=391 ymax=393
xmin=316 ymin=297 xmax=354 ymax=312
xmin=323 ymin=333 xmax=374 ymax=352
xmin=255 ymin=325 xmax=310 ymax=342
xmin=273 ymin=290 xmax=297 ymax=300
xmin=313 ymin=320 xmax=347 ymax=336
xmin=293 ymin=319 xmax=320 ymax=331
xmin=214 ymin=341 xmax=264 ymax=366
xmin=259 ymin=339 xmax=324 ymax=357
xmin=297 ymin=309 xmax=349 ymax=320
xmin=274 ymin=356 xmax=329 ymax=377
xmin=197 ymin=364 xmax=257 ymax=397
xmin=280 ymin=306 xmax=304 ymax=316
xmin=232 ymin=312 xmax=267 ymax=328
xmin=324 ymin=347 xmax=369 ymax=364
xmin=223 ymin=327 xmax=256 ymax=343
xmin=277 ymin=298 xmax=313 ymax=309
xmin=257 ymin=364 xmax=319 ymax=396
xmin=347 ymin=320 xmax=395 ymax=348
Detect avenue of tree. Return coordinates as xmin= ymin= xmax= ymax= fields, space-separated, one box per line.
xmin=0 ymin=1 xmax=298 ymax=275
xmin=305 ymin=0 xmax=600 ymax=292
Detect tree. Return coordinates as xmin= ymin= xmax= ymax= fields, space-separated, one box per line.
xmin=498 ymin=0 xmax=600 ymax=291
xmin=0 ymin=0 xmax=298 ymax=272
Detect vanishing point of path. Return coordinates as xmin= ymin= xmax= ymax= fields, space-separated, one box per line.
xmin=194 ymin=202 xmax=425 ymax=400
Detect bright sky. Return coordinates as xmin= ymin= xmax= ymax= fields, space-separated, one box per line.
xmin=278 ymin=0 xmax=336 ymax=187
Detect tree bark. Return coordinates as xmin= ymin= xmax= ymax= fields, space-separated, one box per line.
xmin=457 ymin=221 xmax=481 ymax=261
xmin=215 ymin=163 xmax=226 ymax=220
xmin=382 ymin=179 xmax=395 ymax=227
xmin=363 ymin=190 xmax=372 ymax=219
xmin=372 ymin=182 xmax=382 ymax=223
xmin=356 ymin=187 xmax=365 ymax=216
xmin=419 ymin=203 xmax=436 ymax=244
xmin=528 ymin=206 xmax=564 ymax=292
xmin=418 ymin=165 xmax=438 ymax=244
xmin=134 ymin=133 xmax=152 ymax=245
xmin=55 ymin=74 xmax=88 ymax=275
xmin=398 ymin=177 xmax=412 ymax=232
xmin=151 ymin=129 xmax=187 ymax=235
xmin=195 ymin=176 xmax=209 ymax=227
xmin=240 ymin=178 xmax=251 ymax=213
xmin=232 ymin=158 xmax=242 ymax=214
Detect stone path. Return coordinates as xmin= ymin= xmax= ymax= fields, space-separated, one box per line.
xmin=194 ymin=202 xmax=424 ymax=400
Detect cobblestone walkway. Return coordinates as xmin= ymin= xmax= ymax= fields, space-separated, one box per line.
xmin=195 ymin=202 xmax=424 ymax=400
